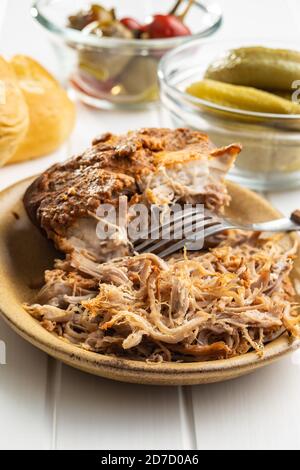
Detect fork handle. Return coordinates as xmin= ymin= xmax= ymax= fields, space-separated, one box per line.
xmin=228 ymin=218 xmax=300 ymax=233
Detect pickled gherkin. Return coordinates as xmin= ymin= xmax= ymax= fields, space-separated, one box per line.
xmin=205 ymin=47 xmax=300 ymax=92
xmin=186 ymin=79 xmax=300 ymax=114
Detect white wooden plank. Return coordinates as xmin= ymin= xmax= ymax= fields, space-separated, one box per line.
xmin=44 ymin=360 xmax=63 ymax=450
xmin=0 ymin=319 xmax=51 ymax=449
xmin=54 ymin=365 xmax=185 ymax=450
xmin=0 ymin=0 xmax=57 ymax=451
xmin=178 ymin=387 xmax=197 ymax=450
xmin=191 ymin=358 xmax=300 ymax=450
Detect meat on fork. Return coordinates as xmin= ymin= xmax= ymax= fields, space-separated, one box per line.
xmin=24 ymin=128 xmax=241 ymax=261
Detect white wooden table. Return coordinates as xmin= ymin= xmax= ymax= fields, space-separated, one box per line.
xmin=1 ymin=0 xmax=300 ymax=450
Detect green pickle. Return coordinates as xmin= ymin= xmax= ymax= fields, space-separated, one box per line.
xmin=186 ymin=79 xmax=300 ymax=114
xmin=186 ymin=46 xmax=300 ymax=176
xmin=205 ymin=46 xmax=300 ymax=92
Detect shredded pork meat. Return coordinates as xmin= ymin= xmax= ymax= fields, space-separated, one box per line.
xmin=25 ymin=232 xmax=300 ymax=362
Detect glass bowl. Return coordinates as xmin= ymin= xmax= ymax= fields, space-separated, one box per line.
xmin=31 ymin=0 xmax=222 ymax=109
xmin=158 ymin=38 xmax=300 ymax=191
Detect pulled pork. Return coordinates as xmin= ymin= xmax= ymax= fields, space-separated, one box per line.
xmin=25 ymin=232 xmax=300 ymax=362
xmin=23 ymin=129 xmax=299 ymax=362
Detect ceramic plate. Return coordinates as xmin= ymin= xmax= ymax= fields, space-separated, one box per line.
xmin=0 ymin=177 xmax=299 ymax=385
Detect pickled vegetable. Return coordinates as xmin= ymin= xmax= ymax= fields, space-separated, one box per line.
xmin=78 ymin=49 xmax=132 ymax=81
xmin=120 ymin=17 xmax=144 ymax=35
xmin=144 ymin=15 xmax=191 ymax=39
xmin=77 ymin=52 xmax=159 ymax=103
xmin=117 ymin=56 xmax=159 ymax=100
xmin=68 ymin=1 xmax=193 ymax=40
xmin=186 ymin=79 xmax=300 ymax=114
xmin=67 ymin=1 xmax=195 ymax=105
xmin=69 ymin=4 xmax=116 ymax=31
xmin=205 ymin=47 xmax=300 ymax=92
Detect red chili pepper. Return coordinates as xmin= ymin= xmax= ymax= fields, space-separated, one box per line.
xmin=144 ymin=14 xmax=191 ymax=39
xmin=120 ymin=17 xmax=144 ymax=32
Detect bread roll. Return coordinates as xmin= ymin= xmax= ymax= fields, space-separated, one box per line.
xmin=0 ymin=57 xmax=29 ymax=166
xmin=9 ymin=55 xmax=76 ymax=163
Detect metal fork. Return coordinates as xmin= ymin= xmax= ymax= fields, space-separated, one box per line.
xmin=133 ymin=208 xmax=300 ymax=259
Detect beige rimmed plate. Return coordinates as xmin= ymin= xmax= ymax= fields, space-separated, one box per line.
xmin=0 ymin=177 xmax=299 ymax=385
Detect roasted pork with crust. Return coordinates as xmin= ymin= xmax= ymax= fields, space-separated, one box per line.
xmin=24 ymin=128 xmax=241 ymax=261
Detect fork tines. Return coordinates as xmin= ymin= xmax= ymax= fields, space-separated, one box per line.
xmin=133 ymin=207 xmax=220 ymax=256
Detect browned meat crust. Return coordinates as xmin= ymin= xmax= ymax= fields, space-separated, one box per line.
xmin=24 ymin=128 xmax=240 ymax=251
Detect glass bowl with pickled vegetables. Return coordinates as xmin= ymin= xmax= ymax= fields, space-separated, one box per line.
xmin=159 ymin=38 xmax=300 ymax=191
xmin=31 ymin=0 xmax=222 ymax=109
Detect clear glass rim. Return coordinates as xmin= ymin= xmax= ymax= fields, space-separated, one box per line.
xmin=158 ymin=37 xmax=300 ymax=120
xmin=31 ymin=0 xmax=223 ymax=50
